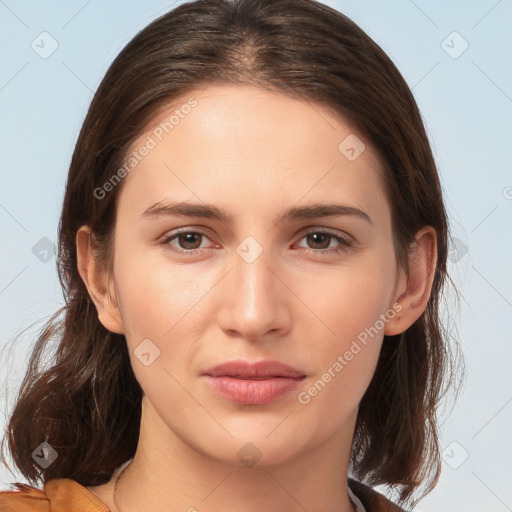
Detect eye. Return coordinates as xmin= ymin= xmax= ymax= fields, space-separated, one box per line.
xmin=159 ymin=228 xmax=353 ymax=256
xmin=296 ymin=229 xmax=353 ymax=255
xmin=160 ymin=229 xmax=213 ymax=254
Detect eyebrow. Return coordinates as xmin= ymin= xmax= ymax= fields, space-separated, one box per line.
xmin=142 ymin=201 xmax=373 ymax=226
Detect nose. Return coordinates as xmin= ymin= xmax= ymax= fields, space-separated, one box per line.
xmin=216 ymin=240 xmax=292 ymax=342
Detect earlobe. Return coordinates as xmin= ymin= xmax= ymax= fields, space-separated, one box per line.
xmin=384 ymin=226 xmax=437 ymax=336
xmin=76 ymin=226 xmax=124 ymax=334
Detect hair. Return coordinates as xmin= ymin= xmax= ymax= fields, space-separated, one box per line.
xmin=1 ymin=0 xmax=462 ymax=508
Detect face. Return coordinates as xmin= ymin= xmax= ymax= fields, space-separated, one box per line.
xmin=101 ymin=83 xmax=405 ymax=466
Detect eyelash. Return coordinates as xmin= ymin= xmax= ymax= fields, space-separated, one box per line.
xmin=159 ymin=228 xmax=353 ymax=256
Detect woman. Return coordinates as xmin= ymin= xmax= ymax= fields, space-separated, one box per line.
xmin=0 ymin=0 xmax=460 ymax=510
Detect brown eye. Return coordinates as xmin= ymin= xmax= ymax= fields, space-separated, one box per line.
xmin=297 ymin=230 xmax=353 ymax=255
xmin=175 ymin=232 xmax=203 ymax=250
xmin=305 ymin=232 xmax=332 ymax=250
xmin=161 ymin=230 xmax=211 ymax=253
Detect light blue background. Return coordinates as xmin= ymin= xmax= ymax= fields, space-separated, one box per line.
xmin=1 ymin=1 xmax=511 ymax=510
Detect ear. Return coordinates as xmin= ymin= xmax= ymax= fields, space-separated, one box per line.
xmin=384 ymin=226 xmax=437 ymax=336
xmin=76 ymin=225 xmax=124 ymax=334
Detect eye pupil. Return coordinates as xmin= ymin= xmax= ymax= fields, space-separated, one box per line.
xmin=307 ymin=233 xmax=330 ymax=249
xmin=165 ymin=230 xmax=346 ymax=255
xmin=179 ymin=233 xmax=201 ymax=249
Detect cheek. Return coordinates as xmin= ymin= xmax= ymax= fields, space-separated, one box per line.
xmin=295 ymin=339 xmax=382 ymax=442
xmin=113 ymin=245 xmax=204 ymax=339
xmin=296 ymin=260 xmax=393 ymax=344
xmin=296 ymin=288 xmax=385 ymax=432
xmin=112 ymin=250 xmax=206 ymax=400
xmin=292 ymin=264 xmax=392 ymax=416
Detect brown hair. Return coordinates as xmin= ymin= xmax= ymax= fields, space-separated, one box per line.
xmin=1 ymin=0 xmax=462 ymax=507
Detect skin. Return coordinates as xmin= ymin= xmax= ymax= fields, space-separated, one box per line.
xmin=77 ymin=83 xmax=437 ymax=512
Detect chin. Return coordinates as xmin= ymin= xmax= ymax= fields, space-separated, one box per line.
xmin=189 ymin=426 xmax=312 ymax=469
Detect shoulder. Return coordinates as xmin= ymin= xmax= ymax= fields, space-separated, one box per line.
xmin=0 ymin=482 xmax=48 ymax=511
xmin=348 ymin=478 xmax=409 ymax=512
xmin=0 ymin=478 xmax=110 ymax=511
xmin=0 ymin=476 xmax=406 ymax=512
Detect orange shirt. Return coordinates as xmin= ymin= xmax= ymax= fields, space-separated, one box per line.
xmin=0 ymin=477 xmax=405 ymax=511
xmin=0 ymin=479 xmax=109 ymax=511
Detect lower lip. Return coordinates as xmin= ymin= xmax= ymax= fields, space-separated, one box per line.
xmin=203 ymin=376 xmax=305 ymax=405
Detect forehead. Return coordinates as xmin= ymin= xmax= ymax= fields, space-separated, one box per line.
xmin=116 ymin=83 xmax=389 ymax=223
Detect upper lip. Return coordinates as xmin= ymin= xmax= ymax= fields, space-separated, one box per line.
xmin=203 ymin=360 xmax=306 ymax=379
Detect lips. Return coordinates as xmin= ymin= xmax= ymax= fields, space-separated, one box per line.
xmin=203 ymin=360 xmax=306 ymax=379
xmin=202 ymin=360 xmax=306 ymax=405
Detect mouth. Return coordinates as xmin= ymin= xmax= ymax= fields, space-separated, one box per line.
xmin=203 ymin=359 xmax=306 ymax=379
xmin=202 ymin=359 xmax=306 ymax=405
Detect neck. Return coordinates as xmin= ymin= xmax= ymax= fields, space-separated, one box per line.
xmin=114 ymin=396 xmax=357 ymax=512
